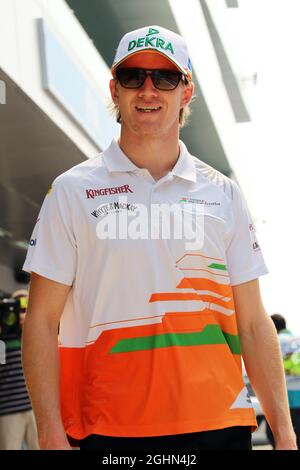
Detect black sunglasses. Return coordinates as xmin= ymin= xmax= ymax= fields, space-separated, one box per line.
xmin=115 ymin=68 xmax=188 ymax=91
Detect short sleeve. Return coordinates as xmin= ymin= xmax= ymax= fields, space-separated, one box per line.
xmin=23 ymin=179 xmax=77 ymax=286
xmin=226 ymin=181 xmax=268 ymax=286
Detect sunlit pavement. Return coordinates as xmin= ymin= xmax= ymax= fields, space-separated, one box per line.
xmin=253 ymin=444 xmax=273 ymax=450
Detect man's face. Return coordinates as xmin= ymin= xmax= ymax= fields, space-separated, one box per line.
xmin=110 ymin=52 xmax=193 ymax=137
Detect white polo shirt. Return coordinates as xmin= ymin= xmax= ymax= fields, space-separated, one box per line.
xmin=23 ymin=139 xmax=268 ymax=439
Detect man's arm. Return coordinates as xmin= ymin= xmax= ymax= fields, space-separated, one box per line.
xmin=232 ymin=279 xmax=297 ymax=450
xmin=22 ymin=272 xmax=72 ymax=450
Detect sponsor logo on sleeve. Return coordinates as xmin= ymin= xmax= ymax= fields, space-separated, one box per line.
xmin=252 ymin=241 xmax=260 ymax=252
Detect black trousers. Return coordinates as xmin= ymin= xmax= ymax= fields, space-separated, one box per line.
xmin=80 ymin=426 xmax=252 ymax=450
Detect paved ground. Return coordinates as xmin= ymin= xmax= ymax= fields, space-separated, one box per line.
xmin=252 ymin=419 xmax=273 ymax=450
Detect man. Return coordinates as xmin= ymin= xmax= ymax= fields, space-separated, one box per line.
xmin=266 ymin=314 xmax=300 ymax=448
xmin=0 ymin=290 xmax=38 ymax=450
xmin=22 ymin=25 xmax=297 ymax=450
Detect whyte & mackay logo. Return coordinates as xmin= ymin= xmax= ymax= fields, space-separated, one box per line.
xmin=91 ymin=201 xmax=137 ymax=219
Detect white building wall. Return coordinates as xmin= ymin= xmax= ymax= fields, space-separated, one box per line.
xmin=206 ymin=0 xmax=300 ymax=333
xmin=170 ymin=0 xmax=300 ymax=332
xmin=245 ymin=0 xmax=300 ymax=334
xmin=0 ymin=0 xmax=118 ymax=157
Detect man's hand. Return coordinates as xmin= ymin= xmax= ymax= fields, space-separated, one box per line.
xmin=232 ymin=279 xmax=298 ymax=452
xmin=39 ymin=430 xmax=73 ymax=450
xmin=275 ymin=438 xmax=297 ymax=450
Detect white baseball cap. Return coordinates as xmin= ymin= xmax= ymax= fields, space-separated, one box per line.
xmin=111 ymin=25 xmax=192 ymax=80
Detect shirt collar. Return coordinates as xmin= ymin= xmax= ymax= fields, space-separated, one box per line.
xmin=102 ymin=139 xmax=197 ymax=183
xmin=102 ymin=139 xmax=139 ymax=173
xmin=171 ymin=140 xmax=197 ymax=182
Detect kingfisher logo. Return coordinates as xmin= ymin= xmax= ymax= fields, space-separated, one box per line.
xmin=128 ymin=28 xmax=174 ymax=54
xmin=86 ymin=185 xmax=133 ymax=199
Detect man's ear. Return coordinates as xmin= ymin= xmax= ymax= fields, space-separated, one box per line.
xmin=109 ymin=78 xmax=119 ymax=104
xmin=181 ymin=81 xmax=194 ymax=108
